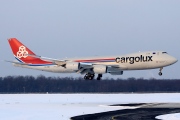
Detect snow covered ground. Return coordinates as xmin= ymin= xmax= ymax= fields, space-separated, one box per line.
xmin=0 ymin=93 xmax=180 ymax=120
xmin=156 ymin=113 xmax=180 ymax=120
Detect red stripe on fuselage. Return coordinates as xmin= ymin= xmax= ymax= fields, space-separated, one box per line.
xmin=75 ymin=58 xmax=115 ymax=63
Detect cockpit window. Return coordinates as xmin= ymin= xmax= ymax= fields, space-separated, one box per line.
xmin=162 ymin=52 xmax=168 ymax=54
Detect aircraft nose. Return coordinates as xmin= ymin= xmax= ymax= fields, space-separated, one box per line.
xmin=169 ymin=56 xmax=178 ymax=64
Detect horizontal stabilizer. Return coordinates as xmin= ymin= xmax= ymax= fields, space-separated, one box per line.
xmin=5 ymin=60 xmax=30 ymax=65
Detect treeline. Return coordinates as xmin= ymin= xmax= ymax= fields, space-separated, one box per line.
xmin=0 ymin=76 xmax=180 ymax=93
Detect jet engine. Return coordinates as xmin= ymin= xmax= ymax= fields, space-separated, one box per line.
xmin=107 ymin=67 xmax=123 ymax=75
xmin=93 ymin=65 xmax=107 ymax=74
xmin=65 ymin=62 xmax=80 ymax=71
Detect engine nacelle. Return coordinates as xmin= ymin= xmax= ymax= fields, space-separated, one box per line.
xmin=65 ymin=62 xmax=80 ymax=71
xmin=93 ymin=65 xmax=107 ymax=74
xmin=107 ymin=67 xmax=123 ymax=75
xmin=109 ymin=71 xmax=123 ymax=75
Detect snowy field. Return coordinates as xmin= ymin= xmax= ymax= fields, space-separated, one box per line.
xmin=0 ymin=93 xmax=180 ymax=120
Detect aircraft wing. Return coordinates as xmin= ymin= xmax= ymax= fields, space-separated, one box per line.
xmin=27 ymin=54 xmax=67 ymax=66
xmin=27 ymin=54 xmax=94 ymax=74
xmin=27 ymin=54 xmax=127 ymax=74
xmin=77 ymin=64 xmax=127 ymax=74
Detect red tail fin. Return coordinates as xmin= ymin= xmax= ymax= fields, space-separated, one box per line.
xmin=8 ymin=38 xmax=51 ymax=64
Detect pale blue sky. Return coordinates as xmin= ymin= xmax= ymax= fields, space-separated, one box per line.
xmin=1 ymin=0 xmax=180 ymax=79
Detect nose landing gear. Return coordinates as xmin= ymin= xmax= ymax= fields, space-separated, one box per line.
xmin=159 ymin=68 xmax=163 ymax=76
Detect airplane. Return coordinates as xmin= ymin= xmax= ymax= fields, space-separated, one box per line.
xmin=7 ymin=38 xmax=178 ymax=80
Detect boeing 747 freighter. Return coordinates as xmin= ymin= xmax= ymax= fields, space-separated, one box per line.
xmin=7 ymin=38 xmax=178 ymax=80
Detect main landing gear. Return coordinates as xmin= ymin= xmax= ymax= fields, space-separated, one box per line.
xmin=84 ymin=73 xmax=95 ymax=80
xmin=97 ymin=74 xmax=102 ymax=80
xmin=159 ymin=67 xmax=163 ymax=76
xmin=84 ymin=74 xmax=103 ymax=80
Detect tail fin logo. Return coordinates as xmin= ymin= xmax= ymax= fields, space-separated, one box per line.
xmin=17 ymin=46 xmax=28 ymax=58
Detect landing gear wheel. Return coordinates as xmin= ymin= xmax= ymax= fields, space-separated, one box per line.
xmin=159 ymin=68 xmax=163 ymax=76
xmin=84 ymin=73 xmax=95 ymax=80
xmin=97 ymin=74 xmax=102 ymax=80
xmin=84 ymin=76 xmax=87 ymax=80
xmin=159 ymin=72 xmax=162 ymax=76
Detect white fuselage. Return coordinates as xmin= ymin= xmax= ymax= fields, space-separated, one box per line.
xmin=13 ymin=51 xmax=177 ymax=75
